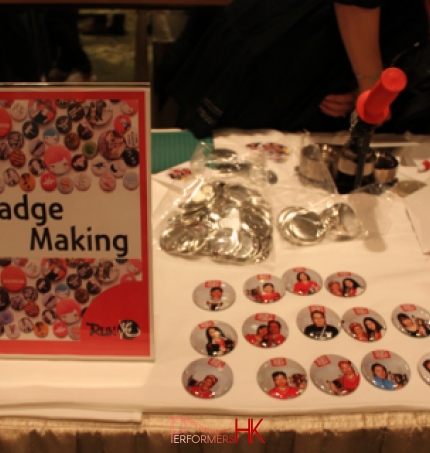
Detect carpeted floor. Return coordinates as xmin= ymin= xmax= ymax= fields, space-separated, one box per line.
xmin=79 ymin=10 xmax=136 ymax=83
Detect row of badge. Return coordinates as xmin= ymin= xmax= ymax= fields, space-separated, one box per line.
xmin=190 ymin=303 xmax=430 ymax=357
xmin=193 ymin=269 xmax=366 ymax=311
xmin=183 ymin=351 xmax=430 ymax=399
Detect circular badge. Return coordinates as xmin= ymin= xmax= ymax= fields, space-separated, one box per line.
xmin=28 ymin=158 xmax=46 ymax=176
xmin=99 ymin=172 xmax=116 ymax=191
xmin=5 ymin=323 xmax=20 ymax=339
xmin=91 ymin=157 xmax=107 ymax=175
xmin=325 ymin=272 xmax=366 ymax=297
xmin=192 ymin=280 xmax=235 ymax=312
xmin=124 ymin=131 xmax=139 ymax=149
xmin=3 ymin=167 xmax=19 ymax=187
xmin=57 ymin=175 xmax=74 ymax=194
xmin=43 ymin=127 xmax=60 ymax=146
xmin=0 ymin=141 xmax=11 ymax=160
xmin=297 ymin=305 xmax=341 ymax=341
xmin=41 ymin=258 xmax=68 ymax=282
xmin=68 ymin=102 xmax=85 ymax=122
xmin=28 ymin=99 xmax=56 ymax=124
xmin=55 ymin=115 xmax=72 ymax=134
xmin=182 ymin=357 xmax=233 ymax=399
xmin=122 ymin=148 xmax=139 ymax=167
xmin=36 ymin=277 xmax=51 ymax=294
xmin=361 ymin=350 xmax=410 ymax=391
xmin=418 ymin=353 xmax=430 ymax=386
xmin=123 ymin=171 xmax=139 ymax=190
xmin=190 ymin=320 xmax=237 ymax=357
xmin=392 ymin=304 xmax=430 ymax=338
xmin=40 ymin=173 xmax=57 ymax=192
xmin=54 ymin=283 xmax=70 ymax=299
xmin=1 ymin=265 xmax=27 ymax=292
xmin=24 ymin=301 xmax=40 ymax=317
xmin=10 ymin=148 xmax=26 ymax=168
xmin=77 ymin=262 xmax=93 ymax=279
xmin=42 ymin=308 xmax=57 ymax=325
xmin=77 ymin=121 xmax=94 ymax=140
xmin=19 ymin=173 xmax=35 ymax=192
xmin=44 ymin=145 xmax=71 ymax=175
xmin=42 ymin=293 xmax=59 ymax=309
xmin=34 ymin=321 xmax=49 ymax=338
xmin=66 ymin=274 xmax=81 ymax=290
xmin=0 ymin=308 xmax=14 ymax=324
xmin=22 ymin=120 xmax=39 ymax=139
xmin=98 ymin=130 xmax=126 ymax=160
xmin=74 ymin=173 xmax=92 ymax=191
xmin=86 ymin=277 xmax=101 ymax=295
xmin=341 ymin=307 xmax=386 ymax=342
xmin=74 ymin=287 xmax=89 ymax=304
xmin=8 ymin=131 xmax=24 ymax=149
xmin=82 ymin=140 xmax=98 ymax=159
xmin=64 ymin=132 xmax=81 ymax=151
xmin=243 ymin=274 xmax=285 ymax=303
xmin=71 ymin=154 xmax=88 ymax=172
xmin=69 ymin=324 xmax=81 ymax=340
xmin=9 ymin=101 xmax=27 ymax=121
xmin=310 ymin=354 xmax=360 ymax=396
xmin=10 ymin=294 xmax=25 ymax=311
xmin=24 ymin=261 xmax=40 ymax=278
xmin=93 ymin=260 xmax=119 ymax=284
xmin=114 ymin=114 xmax=132 ymax=134
xmin=55 ymin=298 xmax=82 ymax=325
xmin=283 ymin=267 xmax=323 ymax=296
xmin=22 ymin=286 xmax=38 ymax=302
xmin=109 ymin=159 xmax=126 ymax=178
xmin=53 ymin=321 xmax=68 ymax=338
xmin=84 ymin=100 xmax=112 ymax=126
xmin=243 ymin=313 xmax=287 ymax=348
xmin=28 ymin=138 xmax=45 ymax=158
xmin=120 ymin=100 xmax=138 ymax=116
xmin=19 ymin=316 xmax=34 ymax=333
xmin=257 ymin=357 xmax=307 ymax=399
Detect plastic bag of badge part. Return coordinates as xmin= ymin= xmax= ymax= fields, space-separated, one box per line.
xmin=269 ymin=135 xmax=371 ymax=248
xmin=153 ymin=141 xmax=275 ymax=265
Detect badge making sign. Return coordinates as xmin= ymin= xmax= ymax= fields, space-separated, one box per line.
xmin=0 ymin=84 xmax=153 ymax=360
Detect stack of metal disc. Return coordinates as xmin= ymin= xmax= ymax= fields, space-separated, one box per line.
xmin=160 ymin=182 xmax=273 ymax=263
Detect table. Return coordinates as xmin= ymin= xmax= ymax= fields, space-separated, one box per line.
xmin=1 ymin=128 xmax=430 ymax=451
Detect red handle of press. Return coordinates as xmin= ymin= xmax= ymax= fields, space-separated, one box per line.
xmin=356 ymin=68 xmax=407 ymax=124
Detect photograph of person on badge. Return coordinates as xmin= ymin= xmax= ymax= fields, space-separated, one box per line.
xmin=342 ymin=278 xmax=363 ymax=297
xmin=187 ymin=374 xmax=217 ymax=399
xmin=267 ymin=320 xmax=286 ymax=345
xmin=363 ymin=316 xmax=384 ymax=341
xmin=304 ymin=310 xmax=339 ymax=340
xmin=252 ymin=282 xmax=281 ymax=303
xmin=397 ymin=313 xmax=430 ymax=337
xmin=268 ymin=371 xmax=300 ymax=399
xmin=349 ymin=322 xmax=368 ymax=341
xmin=205 ymin=326 xmax=235 ymax=356
xmin=329 ymin=360 xmax=360 ymax=395
xmin=371 ymin=363 xmax=401 ymax=390
xmin=293 ymin=272 xmax=321 ymax=295
xmin=245 ymin=324 xmax=271 ymax=348
xmin=328 ymin=280 xmax=343 ymax=296
xmin=206 ymin=286 xmax=224 ymax=311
